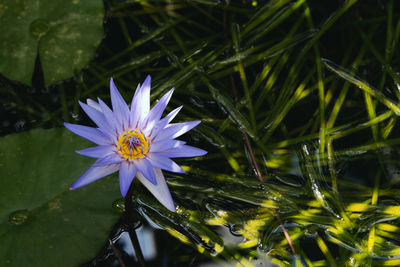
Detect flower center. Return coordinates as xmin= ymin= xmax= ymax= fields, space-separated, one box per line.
xmin=116 ymin=130 xmax=149 ymax=160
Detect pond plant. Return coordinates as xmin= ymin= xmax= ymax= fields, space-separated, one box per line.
xmin=1 ymin=0 xmax=400 ymax=266
xmin=65 ymin=75 xmax=207 ymax=211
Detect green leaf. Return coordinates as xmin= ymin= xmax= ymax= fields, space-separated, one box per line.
xmin=0 ymin=128 xmax=121 ymax=267
xmin=0 ymin=0 xmax=104 ymax=87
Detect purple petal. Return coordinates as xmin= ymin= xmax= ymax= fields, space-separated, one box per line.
xmin=147 ymin=153 xmax=185 ymax=173
xmin=76 ymin=145 xmax=115 ymax=158
xmin=139 ymin=75 xmax=151 ymax=117
xmin=148 ymin=106 xmax=182 ymax=137
xmin=134 ymin=158 xmax=157 ymax=185
xmin=130 ymin=76 xmax=151 ymax=128
xmin=70 ymin=162 xmax=119 ymax=189
xmin=64 ymin=122 xmax=111 ymax=145
xmin=110 ymin=78 xmax=129 ymax=129
xmin=93 ymin=153 xmax=123 ymax=166
xmin=86 ymin=99 xmax=102 ymax=111
xmin=155 ymin=144 xmax=207 ymax=158
xmin=98 ymin=98 xmax=119 ymax=136
xmin=136 ymin=168 xmax=175 ymax=212
xmin=79 ymin=101 xmax=114 ymax=138
xmin=132 ymin=82 xmax=141 ymax=99
xmin=163 ymin=106 xmax=182 ymax=124
xmin=119 ymin=161 xmax=137 ymax=197
xmin=129 ymin=84 xmax=142 ymax=128
xmin=141 ymin=88 xmax=174 ymax=130
xmin=150 ymin=139 xmax=185 ymax=153
xmin=154 ymin=120 xmax=200 ymax=142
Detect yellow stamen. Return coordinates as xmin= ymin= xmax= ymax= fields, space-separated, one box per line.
xmin=116 ymin=130 xmax=149 ymax=160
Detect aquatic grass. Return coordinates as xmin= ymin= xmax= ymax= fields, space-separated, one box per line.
xmin=2 ymin=0 xmax=400 ymax=266
xmin=87 ymin=1 xmax=399 ymax=264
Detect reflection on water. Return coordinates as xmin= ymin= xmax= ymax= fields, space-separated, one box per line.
xmin=118 ymin=227 xmax=157 ymax=261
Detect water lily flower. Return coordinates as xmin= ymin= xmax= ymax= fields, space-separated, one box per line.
xmin=64 ymin=76 xmax=207 ymax=212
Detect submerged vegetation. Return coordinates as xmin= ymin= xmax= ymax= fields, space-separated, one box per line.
xmin=1 ymin=0 xmax=400 ymax=266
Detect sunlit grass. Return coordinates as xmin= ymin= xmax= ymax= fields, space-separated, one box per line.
xmin=1 ymin=0 xmax=400 ymax=266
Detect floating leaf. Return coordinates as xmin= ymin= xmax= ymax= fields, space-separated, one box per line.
xmin=0 ymin=128 xmax=121 ymax=267
xmin=0 ymin=0 xmax=104 ymax=86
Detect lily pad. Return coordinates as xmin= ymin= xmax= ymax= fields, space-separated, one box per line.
xmin=0 ymin=128 xmax=121 ymax=267
xmin=0 ymin=0 xmax=104 ymax=87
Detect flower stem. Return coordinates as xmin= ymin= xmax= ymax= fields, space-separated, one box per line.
xmin=124 ymin=184 xmax=146 ymax=267
xmin=272 ymin=209 xmax=296 ymax=255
